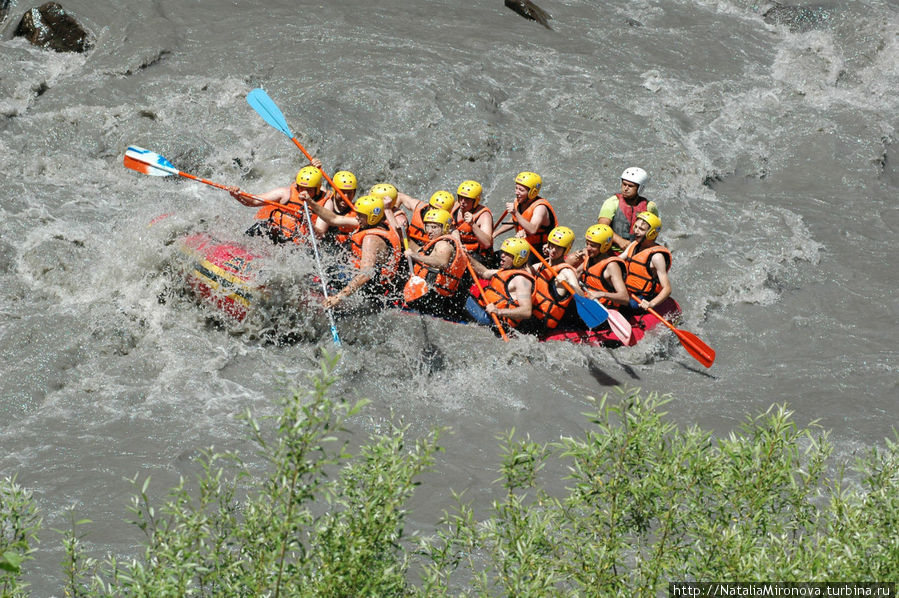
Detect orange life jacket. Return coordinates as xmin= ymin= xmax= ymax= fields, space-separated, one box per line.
xmin=253 ymin=186 xmax=322 ymax=243
xmin=320 ymin=190 xmax=357 ymax=246
xmin=531 ymin=262 xmax=576 ymax=329
xmin=405 ymin=203 xmax=431 ymax=247
xmin=412 ymin=235 xmax=469 ymax=297
xmin=349 ymin=223 xmax=402 ymax=285
xmin=580 ymin=255 xmax=627 ymax=306
xmin=479 ymin=268 xmax=534 ymax=329
xmin=454 ymin=205 xmax=492 ymax=256
xmin=623 ymin=243 xmax=672 ymax=299
xmin=515 ymin=197 xmax=557 ymax=248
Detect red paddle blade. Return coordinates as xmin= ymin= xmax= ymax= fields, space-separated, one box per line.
xmin=675 ymin=328 xmax=716 ymax=368
xmin=403 ymin=276 xmax=428 ymax=303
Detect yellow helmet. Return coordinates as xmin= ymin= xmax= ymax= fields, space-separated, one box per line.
xmin=547 ymin=226 xmax=574 ymax=254
xmin=332 ymin=170 xmax=357 ymax=191
xmin=423 ymin=208 xmax=452 ymax=234
xmin=296 ymin=166 xmax=323 ymax=189
xmin=514 ymin=171 xmax=542 ymax=200
xmin=500 ymin=237 xmax=530 ymax=268
xmin=635 ymin=211 xmax=661 ymax=241
xmin=428 ymin=190 xmax=455 ymax=212
xmin=456 ymin=180 xmax=483 ymax=207
xmin=353 ymin=195 xmax=385 ymax=226
xmin=369 ymin=183 xmax=398 ymax=203
xmin=585 ymin=224 xmax=614 ymax=253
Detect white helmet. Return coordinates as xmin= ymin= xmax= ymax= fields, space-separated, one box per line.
xmin=620 ymin=167 xmax=650 ymax=195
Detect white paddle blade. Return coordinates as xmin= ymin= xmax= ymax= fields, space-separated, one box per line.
xmin=123 ymin=146 xmax=177 ymax=176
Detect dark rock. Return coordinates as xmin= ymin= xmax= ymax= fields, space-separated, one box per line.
xmin=505 ymin=0 xmax=553 ymax=30
xmin=1 ymin=0 xmax=11 ymax=24
xmin=762 ymin=3 xmax=831 ymax=33
xmin=15 ymin=2 xmax=92 ymax=53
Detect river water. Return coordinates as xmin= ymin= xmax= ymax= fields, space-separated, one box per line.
xmin=1 ymin=0 xmax=897 ymax=593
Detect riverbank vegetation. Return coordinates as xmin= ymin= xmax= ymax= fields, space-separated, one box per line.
xmin=2 ymin=354 xmax=897 ymax=596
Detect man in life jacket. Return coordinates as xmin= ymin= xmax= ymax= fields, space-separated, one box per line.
xmin=393 ymin=190 xmax=456 ymax=251
xmin=566 ymin=223 xmax=630 ymax=308
xmin=622 ymin=211 xmax=672 ymax=312
xmin=404 ymin=208 xmax=469 ymax=319
xmin=494 ymin=171 xmax=557 ymax=261
xmin=315 ymin=169 xmax=358 ymax=245
xmin=453 ymin=180 xmax=494 ymax=263
xmin=467 ymin=237 xmax=536 ymax=334
xmin=304 ymin=194 xmax=402 ymax=310
xmin=227 ymin=161 xmax=331 ymax=244
xmin=597 ymin=167 xmax=659 ymax=254
xmin=530 ymin=226 xmax=582 ymax=332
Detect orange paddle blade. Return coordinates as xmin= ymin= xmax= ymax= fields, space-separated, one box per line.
xmin=674 ymin=328 xmax=715 ymax=368
xmin=403 ymin=275 xmax=429 ymax=303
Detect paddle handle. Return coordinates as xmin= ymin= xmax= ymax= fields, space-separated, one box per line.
xmin=630 ymin=294 xmax=677 ymax=333
xmin=492 ymin=209 xmax=509 ymax=229
xmin=466 ymin=261 xmax=509 ymax=342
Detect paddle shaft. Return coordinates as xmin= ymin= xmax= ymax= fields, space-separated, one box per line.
xmin=124 ymin=152 xmax=306 ymax=218
xmin=302 ymin=202 xmax=341 ymax=346
xmin=286 ymin=136 xmax=353 ymax=209
xmin=466 ymin=261 xmax=509 ymax=342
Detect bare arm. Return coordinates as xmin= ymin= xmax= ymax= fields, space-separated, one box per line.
xmin=642 ymin=253 xmax=671 ymax=309
xmin=306 ymin=196 xmax=358 ymax=229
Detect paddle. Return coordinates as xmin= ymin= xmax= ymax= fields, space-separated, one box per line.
xmin=246 ymin=88 xmax=353 ymax=207
xmin=577 ymin=255 xmax=633 ymax=344
xmin=401 ymin=235 xmax=429 ymax=303
xmin=302 ymin=200 xmax=341 ymax=347
xmin=124 ymin=145 xmax=301 ymax=216
xmin=631 ymin=294 xmax=715 ymax=368
xmin=465 ymin=261 xmax=510 ymax=342
xmin=524 ymin=241 xmax=611 ymax=330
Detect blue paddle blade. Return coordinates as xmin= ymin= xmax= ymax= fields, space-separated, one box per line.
xmin=247 ymin=88 xmax=293 ymax=138
xmin=573 ymin=294 xmax=609 ymax=329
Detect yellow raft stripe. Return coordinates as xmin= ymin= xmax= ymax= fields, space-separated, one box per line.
xmin=191 ymin=259 xmax=254 ymax=307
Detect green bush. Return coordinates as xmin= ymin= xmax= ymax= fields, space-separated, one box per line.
xmin=4 ymin=359 xmax=898 ymax=596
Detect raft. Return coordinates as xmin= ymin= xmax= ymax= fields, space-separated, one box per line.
xmin=175 ymin=234 xmax=681 ymax=348
xmin=179 ymin=233 xmax=267 ymax=322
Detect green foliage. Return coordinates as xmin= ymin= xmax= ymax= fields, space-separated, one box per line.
xmin=3 ymin=365 xmax=899 ymax=596
xmin=0 ymin=476 xmax=40 ymax=598
xmin=416 ymin=389 xmax=899 ymax=596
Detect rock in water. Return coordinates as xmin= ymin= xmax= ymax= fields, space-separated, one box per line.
xmin=1 ymin=0 xmax=11 ymax=24
xmin=505 ymin=0 xmax=553 ymax=30
xmin=15 ymin=2 xmax=92 ymax=53
xmin=762 ymin=3 xmax=831 ymax=32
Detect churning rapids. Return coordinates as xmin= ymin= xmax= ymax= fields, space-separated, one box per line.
xmin=1 ymin=0 xmax=897 ymax=592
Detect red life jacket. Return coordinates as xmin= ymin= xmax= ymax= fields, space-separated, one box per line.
xmin=454 ymin=205 xmax=493 ymax=256
xmin=349 ymin=224 xmax=402 ymax=285
xmin=406 ymin=203 xmax=430 ymax=247
xmin=623 ymin=243 xmax=672 ymax=299
xmin=412 ymin=235 xmax=469 ymax=297
xmin=580 ymin=255 xmax=627 ymax=306
xmin=610 ymin=194 xmax=649 ymax=249
xmin=516 ymin=197 xmax=557 ymax=248
xmin=479 ymin=268 xmax=534 ymax=329
xmin=531 ymin=262 xmax=576 ymax=329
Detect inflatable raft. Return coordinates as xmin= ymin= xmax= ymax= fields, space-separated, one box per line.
xmin=175 ymin=235 xmax=680 ymax=348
